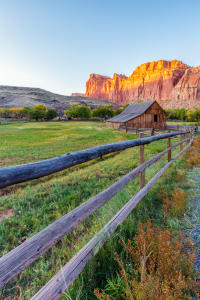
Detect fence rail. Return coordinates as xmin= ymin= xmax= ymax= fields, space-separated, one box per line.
xmin=119 ymin=124 xmax=194 ymax=136
xmin=0 ymin=127 xmax=197 ymax=299
xmin=0 ymin=130 xmax=194 ymax=189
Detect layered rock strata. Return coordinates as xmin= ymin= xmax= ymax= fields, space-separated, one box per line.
xmin=85 ymin=60 xmax=200 ymax=109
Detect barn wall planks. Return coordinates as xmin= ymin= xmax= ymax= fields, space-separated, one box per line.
xmin=106 ymin=101 xmax=166 ymax=129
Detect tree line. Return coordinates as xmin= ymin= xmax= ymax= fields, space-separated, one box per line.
xmin=1 ymin=104 xmax=199 ymax=123
xmin=164 ymin=108 xmax=200 ymax=122
xmin=64 ymin=104 xmax=128 ymax=120
xmin=0 ymin=104 xmax=126 ymax=121
xmin=0 ymin=105 xmax=58 ymax=121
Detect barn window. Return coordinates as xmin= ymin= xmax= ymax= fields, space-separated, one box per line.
xmin=154 ymin=114 xmax=158 ymax=122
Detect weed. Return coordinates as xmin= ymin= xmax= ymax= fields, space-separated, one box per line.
xmin=95 ymin=221 xmax=199 ymax=300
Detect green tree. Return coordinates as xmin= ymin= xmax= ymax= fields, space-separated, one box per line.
xmin=92 ymin=106 xmax=113 ymax=120
xmin=33 ymin=104 xmax=47 ymax=111
xmin=113 ymin=108 xmax=123 ymax=116
xmin=45 ymin=108 xmax=58 ymax=120
xmin=28 ymin=109 xmax=46 ymax=121
xmin=123 ymin=104 xmax=129 ymax=110
xmin=193 ymin=108 xmax=200 ymax=123
xmin=166 ymin=109 xmax=176 ymax=120
xmin=64 ymin=104 xmax=79 ymax=119
xmin=76 ymin=105 xmax=91 ymax=119
xmin=187 ymin=110 xmax=194 ymax=122
xmin=23 ymin=106 xmax=31 ymax=117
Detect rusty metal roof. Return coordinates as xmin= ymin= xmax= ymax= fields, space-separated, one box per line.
xmin=107 ymin=101 xmax=155 ymax=123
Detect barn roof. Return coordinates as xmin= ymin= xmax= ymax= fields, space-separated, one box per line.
xmin=107 ymin=101 xmax=155 ymax=123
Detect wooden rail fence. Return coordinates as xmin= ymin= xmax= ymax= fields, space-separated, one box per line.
xmin=0 ymin=127 xmax=197 ymax=299
xmin=119 ymin=124 xmax=194 ymax=137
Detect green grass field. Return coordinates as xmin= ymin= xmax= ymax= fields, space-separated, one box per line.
xmin=0 ymin=121 xmax=193 ymax=299
xmin=166 ymin=121 xmax=198 ymax=126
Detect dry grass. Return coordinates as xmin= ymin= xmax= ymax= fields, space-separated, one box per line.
xmin=0 ymin=209 xmax=14 ymax=223
xmin=184 ymin=136 xmax=200 ymax=167
xmin=95 ymin=221 xmax=199 ymax=300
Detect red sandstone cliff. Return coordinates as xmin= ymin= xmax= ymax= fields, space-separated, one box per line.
xmin=85 ymin=60 xmax=200 ymax=109
xmin=163 ymin=66 xmax=200 ymax=109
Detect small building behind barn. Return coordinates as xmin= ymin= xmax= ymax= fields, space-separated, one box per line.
xmin=106 ymin=101 xmax=166 ymax=130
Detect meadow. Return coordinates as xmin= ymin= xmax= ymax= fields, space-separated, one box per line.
xmin=0 ymin=121 xmax=198 ymax=299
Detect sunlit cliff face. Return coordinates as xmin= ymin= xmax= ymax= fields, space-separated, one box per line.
xmin=85 ymin=60 xmax=195 ymax=107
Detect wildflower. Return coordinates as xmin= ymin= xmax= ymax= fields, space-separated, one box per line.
xmin=94 ymin=221 xmax=96 ymax=224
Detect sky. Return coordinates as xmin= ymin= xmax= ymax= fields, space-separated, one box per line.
xmin=0 ymin=0 xmax=200 ymax=96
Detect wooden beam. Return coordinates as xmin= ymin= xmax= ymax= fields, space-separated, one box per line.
xmin=180 ymin=133 xmax=182 ymax=151
xmin=0 ymin=131 xmax=191 ymax=189
xmin=0 ymin=135 xmax=192 ymax=289
xmin=167 ymin=130 xmax=171 ymax=162
xmin=140 ymin=133 xmax=145 ymax=189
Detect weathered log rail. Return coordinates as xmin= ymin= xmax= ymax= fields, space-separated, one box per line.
xmin=0 ymin=127 xmax=197 ymax=299
xmin=0 ymin=130 xmax=194 ymax=189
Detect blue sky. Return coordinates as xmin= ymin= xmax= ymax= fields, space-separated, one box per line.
xmin=0 ymin=0 xmax=199 ymax=95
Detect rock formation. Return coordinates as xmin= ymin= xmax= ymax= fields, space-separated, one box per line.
xmin=85 ymin=60 xmax=200 ymax=109
xmin=165 ymin=66 xmax=200 ymax=108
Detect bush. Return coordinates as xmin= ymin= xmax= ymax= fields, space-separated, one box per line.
xmin=95 ymin=221 xmax=199 ymax=299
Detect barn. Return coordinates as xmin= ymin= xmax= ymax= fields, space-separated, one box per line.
xmin=106 ymin=101 xmax=166 ymax=130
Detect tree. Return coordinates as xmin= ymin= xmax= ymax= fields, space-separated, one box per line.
xmin=23 ymin=106 xmax=31 ymax=117
xmin=123 ymin=104 xmax=129 ymax=110
xmin=28 ymin=109 xmax=46 ymax=121
xmin=76 ymin=105 xmax=91 ymax=119
xmin=33 ymin=104 xmax=47 ymax=111
xmin=113 ymin=108 xmax=123 ymax=116
xmin=187 ymin=110 xmax=194 ymax=122
xmin=0 ymin=107 xmax=11 ymax=118
xmin=64 ymin=104 xmax=79 ymax=119
xmin=10 ymin=107 xmax=25 ymax=119
xmin=45 ymin=108 xmax=58 ymax=120
xmin=92 ymin=105 xmax=114 ymax=120
xmin=193 ymin=108 xmax=200 ymax=123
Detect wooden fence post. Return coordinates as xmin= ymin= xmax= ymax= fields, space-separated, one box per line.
xmin=180 ymin=132 xmax=182 ymax=151
xmin=151 ymin=128 xmax=154 ymax=136
xmin=139 ymin=133 xmax=145 ymax=189
xmin=136 ymin=127 xmax=138 ymax=135
xmin=167 ymin=130 xmax=171 ymax=162
xmin=186 ymin=132 xmax=189 ymax=145
xmin=126 ymin=126 xmax=127 ymax=133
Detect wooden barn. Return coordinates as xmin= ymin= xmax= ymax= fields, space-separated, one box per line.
xmin=106 ymin=101 xmax=166 ymax=130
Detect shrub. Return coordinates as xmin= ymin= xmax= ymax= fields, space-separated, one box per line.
xmin=95 ymin=221 xmax=199 ymax=300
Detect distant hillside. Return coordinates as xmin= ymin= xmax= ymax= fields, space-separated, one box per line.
xmin=0 ymin=86 xmax=117 ymax=113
